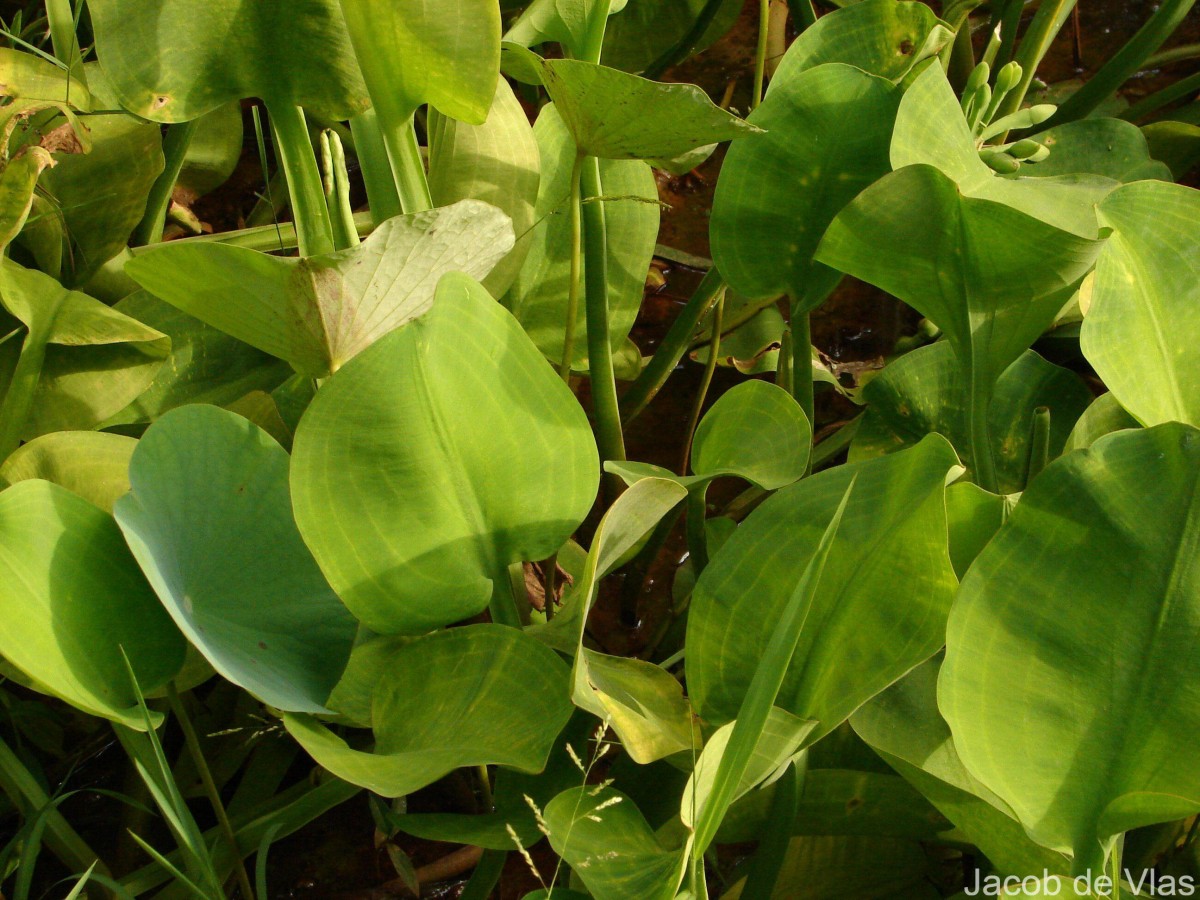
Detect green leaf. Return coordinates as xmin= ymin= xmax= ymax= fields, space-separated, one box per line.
xmin=284 ymin=624 xmax=573 ymax=797
xmin=890 ymin=66 xmax=1116 ymax=239
xmin=816 ymin=164 xmax=1104 ymax=489
xmin=716 ymin=768 xmax=950 ymax=844
xmin=770 ymin=0 xmax=951 ymax=86
xmin=725 ymin=834 xmax=941 ymax=899
xmin=940 ymin=423 xmax=1200 ymax=866
xmin=0 ymin=479 xmax=185 ymax=727
xmin=606 ymin=380 xmax=811 ymax=492
xmin=0 ymin=47 xmax=91 ymax=107
xmin=428 ymin=79 xmax=541 ymax=297
xmin=102 ymin=292 xmax=292 ymax=426
xmin=687 ymin=435 xmax=960 ymax=732
xmin=41 ymin=68 xmax=165 ymax=284
xmin=1142 ymin=119 xmax=1200 ymax=181
xmin=945 ymin=481 xmax=1009 ymax=581
xmin=396 ymin=713 xmax=596 ymax=850
xmin=602 ymin=0 xmax=741 ymax=73
xmin=692 ymin=380 xmax=811 ymax=488
xmin=115 ymin=405 xmax=357 ymax=713
xmin=0 ymin=431 xmax=136 ymax=513
xmin=711 ymin=63 xmax=901 ymax=307
xmin=529 ymin=478 xmax=694 ymax=763
xmin=1081 ymin=180 xmax=1200 ymax=429
xmin=339 ymin=0 xmax=500 ymax=125
xmin=176 ymin=101 xmax=243 ymax=199
xmin=544 ymin=784 xmax=688 ymax=900
xmin=850 ymin=344 xmax=1092 ymax=494
xmin=1025 ymin=119 xmax=1171 ymax=182
xmin=88 ymin=0 xmax=369 ymax=121
xmin=852 ymin=658 xmax=1069 ymax=877
xmin=0 ymin=147 xmax=55 ymax=254
xmin=0 ymin=260 xmax=169 ymax=440
xmin=291 ymin=272 xmax=599 ymax=635
xmin=501 ymin=44 xmax=761 ymax=160
xmin=503 ymin=103 xmax=657 ymax=371
xmin=125 ymin=200 xmax=514 ymax=377
xmin=1063 ymin=393 xmax=1140 ymax=454
xmin=505 ymin=0 xmax=631 ymax=60
xmin=683 ymin=707 xmax=817 ymax=831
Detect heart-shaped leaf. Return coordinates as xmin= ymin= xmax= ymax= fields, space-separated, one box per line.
xmin=503 ymin=103 xmax=657 ymax=371
xmin=115 ymin=405 xmax=358 ymax=713
xmin=501 ymin=44 xmax=760 ymax=160
xmin=1023 ymin=119 xmax=1171 ymax=182
xmin=0 ymin=431 xmax=136 ymax=512
xmin=602 ymin=0 xmax=740 ymax=73
xmin=125 ymin=200 xmax=514 ymax=377
xmin=102 ymin=292 xmax=292 ymax=426
xmin=1081 ymin=180 xmax=1200 ymax=429
xmin=817 ymin=164 xmax=1104 ymax=490
xmin=40 ymin=67 xmax=165 ymax=285
xmin=687 ymin=435 xmax=960 ymax=733
xmin=851 ymin=344 xmax=1092 ymax=494
xmin=291 ymin=272 xmax=599 ymax=635
xmin=770 ymin=0 xmax=951 ymax=87
xmin=88 ymin=0 xmax=369 ymax=121
xmin=505 ymin=0 xmax=630 ymax=60
xmin=338 ymin=0 xmax=500 ymax=126
xmin=0 ymin=260 xmax=168 ymax=446
xmin=891 ymin=66 xmax=1116 ymax=239
xmin=544 ymin=784 xmax=688 ymax=900
xmin=852 ymin=658 xmax=1069 ymax=877
xmin=607 ymin=379 xmax=811 ymax=492
xmin=0 ymin=479 xmax=185 ymax=727
xmin=285 ymin=624 xmax=573 ymax=797
xmin=712 ymin=63 xmax=900 ymax=307
xmin=428 ymin=80 xmax=541 ymax=297
xmin=941 ymin=423 xmax=1200 ymax=867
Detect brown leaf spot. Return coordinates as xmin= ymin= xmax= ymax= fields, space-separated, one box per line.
xmin=39 ymin=123 xmax=83 ymax=155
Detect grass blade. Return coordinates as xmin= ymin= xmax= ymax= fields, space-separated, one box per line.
xmin=691 ymin=477 xmax=855 ymax=856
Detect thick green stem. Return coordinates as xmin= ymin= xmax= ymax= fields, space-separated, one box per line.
xmin=1050 ymin=0 xmax=1198 ymax=126
xmin=776 ymin=327 xmax=794 ymax=396
xmin=968 ymin=372 xmax=999 ymax=493
xmin=133 ymin=120 xmax=198 ymax=246
xmin=0 ymin=314 xmax=54 ymax=460
xmin=789 ymin=304 xmax=815 ymax=430
xmin=1025 ymin=406 xmax=1051 ymax=485
xmin=154 ymin=210 xmax=374 ymax=253
xmin=384 ymin=113 xmax=434 ymax=214
xmin=995 ymin=0 xmax=1078 ymax=122
xmin=268 ymin=103 xmax=335 ymax=257
xmin=581 ymin=157 xmax=627 ymax=483
xmin=622 ymin=268 xmax=725 ymax=425
xmin=349 ymin=110 xmax=403 ymax=224
xmin=167 ymin=684 xmax=255 ymax=900
xmin=559 ymin=152 xmax=586 ymax=381
xmin=753 ymin=0 xmax=771 ymax=109
xmin=681 ymin=292 xmax=725 ymax=475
